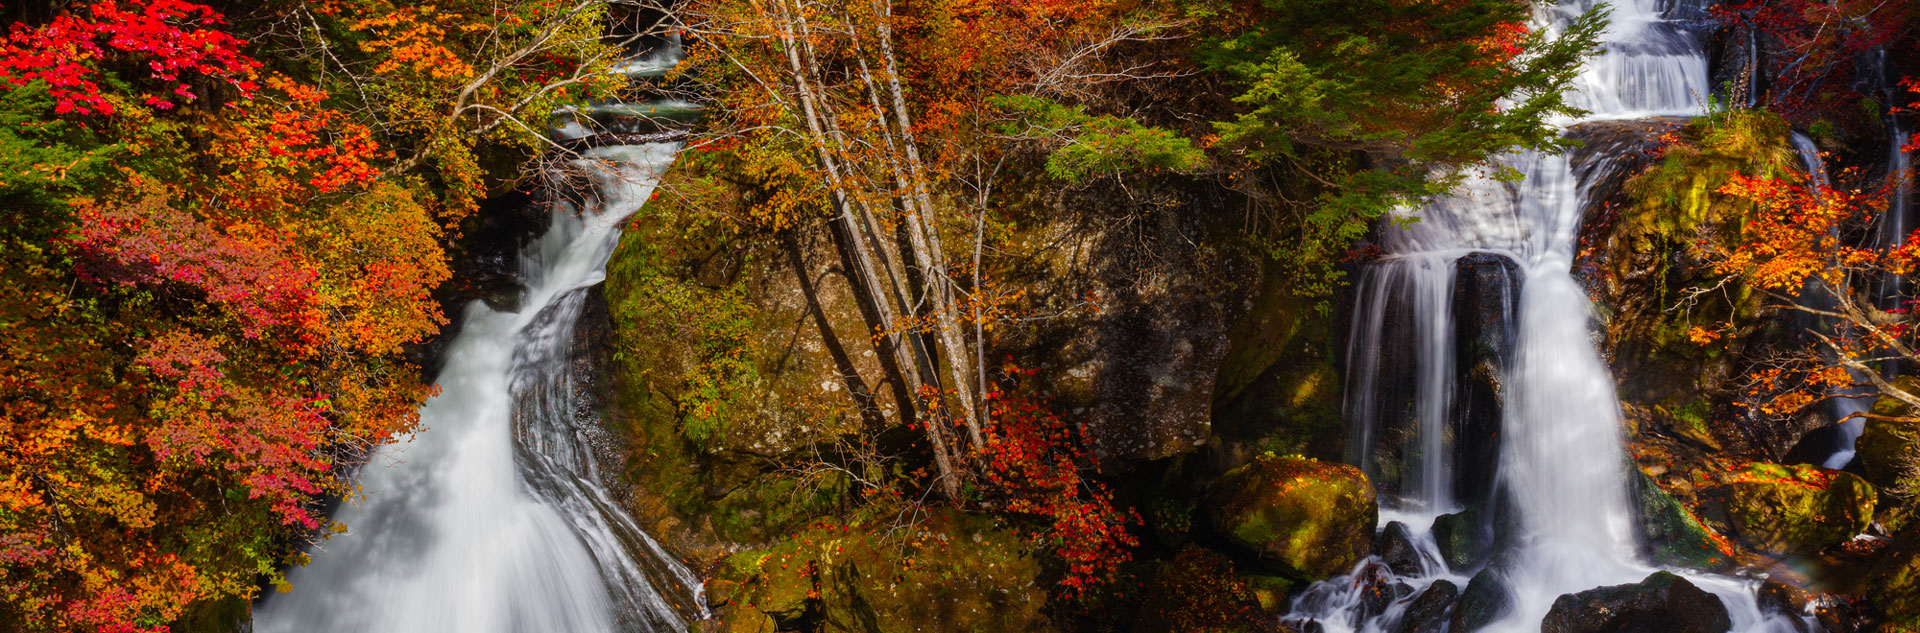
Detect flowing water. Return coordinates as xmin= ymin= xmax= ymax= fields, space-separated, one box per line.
xmin=252 ymin=143 xmax=701 ymax=633
xmin=1291 ymin=0 xmax=1812 ymax=630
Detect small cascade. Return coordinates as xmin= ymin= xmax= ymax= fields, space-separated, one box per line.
xmin=1785 ymin=131 xmax=1875 ymax=469
xmin=254 ymin=36 xmax=703 ymax=633
xmin=1344 ymin=255 xmax=1460 ymax=512
xmin=1288 ymin=0 xmax=1812 ymax=631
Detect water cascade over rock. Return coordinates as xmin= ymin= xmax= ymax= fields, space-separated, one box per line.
xmin=252 ymin=42 xmax=702 ymax=633
xmin=1287 ymin=0 xmax=1814 ymax=631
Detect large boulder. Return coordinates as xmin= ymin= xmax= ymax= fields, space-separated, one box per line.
xmin=710 ymin=513 xmax=1054 ymax=633
xmin=1540 ymin=572 xmax=1731 ymax=633
xmin=1724 ymin=462 xmax=1876 ymax=555
xmin=1207 ymin=453 xmax=1378 ymax=579
xmin=1449 ymin=252 xmax=1519 ymax=511
xmin=1868 ymin=526 xmax=1920 ymax=627
xmin=1859 ymin=389 xmax=1920 ymax=498
xmin=1630 ymin=468 xmax=1733 ymax=570
xmin=1131 ymin=545 xmax=1280 ymax=633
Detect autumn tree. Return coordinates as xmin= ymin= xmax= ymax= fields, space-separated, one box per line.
xmin=0 ymin=1 xmax=648 ymax=631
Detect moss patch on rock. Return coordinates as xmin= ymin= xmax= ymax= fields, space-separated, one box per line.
xmin=1724 ymin=462 xmax=1876 ymax=556
xmin=1205 ymin=453 xmax=1377 ymax=579
xmin=1131 ymin=545 xmax=1286 ymax=633
xmin=710 ymin=512 xmax=1053 ymax=633
xmin=1869 ymin=526 xmax=1920 ymax=628
xmin=1863 ymin=384 xmax=1920 ymax=502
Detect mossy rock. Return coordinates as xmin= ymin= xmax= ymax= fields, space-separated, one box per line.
xmin=1131 ymin=545 xmax=1274 ymax=633
xmin=1630 ymin=469 xmax=1732 ymax=570
xmin=711 ymin=514 xmax=1050 ymax=633
xmin=714 ymin=606 xmax=777 ymax=633
xmin=1868 ymin=526 xmax=1920 ymax=627
xmin=813 ymin=513 xmax=1051 ymax=633
xmin=1205 ymin=453 xmax=1377 ymax=579
xmin=1724 ymin=462 xmax=1876 ymax=556
xmin=1860 ymin=407 xmax=1920 ymax=498
xmin=1432 ymin=508 xmax=1492 ymax=573
xmin=720 ymin=541 xmax=819 ymax=627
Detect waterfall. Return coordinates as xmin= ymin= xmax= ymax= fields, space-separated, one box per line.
xmin=252 ymin=144 xmax=700 ymax=633
xmin=1290 ymin=0 xmax=1811 ymax=631
xmin=1787 ymin=131 xmax=1874 ymax=470
xmin=254 ymin=33 xmax=703 ymax=629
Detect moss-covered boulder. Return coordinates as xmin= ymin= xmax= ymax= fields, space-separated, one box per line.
xmin=815 ymin=514 xmax=1051 ymax=633
xmin=1629 ymin=469 xmax=1732 ymax=570
xmin=1432 ymin=508 xmax=1493 ymax=573
xmin=1206 ymin=453 xmax=1378 ymax=579
xmin=714 ymin=540 xmax=819 ymax=628
xmin=709 ymin=512 xmax=1052 ymax=633
xmin=1868 ymin=526 xmax=1920 ymax=627
xmin=1724 ymin=462 xmax=1876 ymax=555
xmin=1131 ymin=546 xmax=1279 ymax=633
xmin=1860 ymin=388 xmax=1920 ymax=498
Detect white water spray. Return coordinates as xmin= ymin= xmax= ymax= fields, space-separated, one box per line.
xmin=1292 ymin=0 xmax=1811 ymax=631
xmin=253 ymin=144 xmax=701 ymax=633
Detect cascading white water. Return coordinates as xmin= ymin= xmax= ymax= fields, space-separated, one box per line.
xmin=1344 ymin=255 xmax=1460 ymax=512
xmin=1784 ymin=131 xmax=1876 ymax=470
xmin=252 ymin=143 xmax=701 ymax=633
xmin=1291 ymin=0 xmax=1814 ymax=631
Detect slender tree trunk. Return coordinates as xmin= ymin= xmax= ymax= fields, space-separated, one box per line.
xmin=774 ymin=0 xmax=962 ymax=498
xmin=866 ymin=0 xmax=985 ymax=449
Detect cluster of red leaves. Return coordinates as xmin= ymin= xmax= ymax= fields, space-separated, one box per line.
xmin=975 ymin=363 xmax=1140 ymax=599
xmin=0 ymin=0 xmax=260 ymax=115
xmin=1473 ymin=22 xmax=1530 ymax=65
xmin=0 ymin=4 xmax=457 ymax=631
xmin=136 ymin=331 xmax=332 ymax=528
xmin=208 ymin=76 xmax=386 ymax=213
xmin=68 ymin=195 xmax=323 ymax=343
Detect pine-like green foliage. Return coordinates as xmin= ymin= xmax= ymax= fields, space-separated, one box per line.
xmin=1198 ymin=0 xmax=1606 ymax=301
xmin=991 ymin=95 xmax=1207 ymax=183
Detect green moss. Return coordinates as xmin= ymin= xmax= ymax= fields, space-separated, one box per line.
xmin=1725 ymin=463 xmax=1876 ymax=555
xmin=605 ymin=233 xmax=760 ymax=447
xmin=1210 ymin=261 xmax=1345 ymax=462
xmin=1631 ymin=469 xmax=1732 ymax=571
xmin=1869 ymin=527 xmax=1920 ymax=625
xmin=1616 ymin=109 xmax=1793 ymax=354
xmin=718 ymin=513 xmax=1054 ymax=633
xmin=1205 ymin=453 xmax=1377 ymax=579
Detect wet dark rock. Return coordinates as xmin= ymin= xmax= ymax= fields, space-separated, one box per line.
xmin=1392 ymin=579 xmax=1457 ymax=633
xmin=1450 ymin=568 xmax=1512 ymax=633
xmin=1450 ymin=252 xmax=1519 ymax=511
xmin=1756 ymin=572 xmax=1813 ymax=632
xmin=1432 ymin=508 xmax=1493 ymax=572
xmin=1539 ymin=571 xmax=1731 ymax=633
xmin=1377 ymin=521 xmax=1423 ymax=576
xmin=1355 ymin=570 xmax=1403 ymax=622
